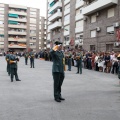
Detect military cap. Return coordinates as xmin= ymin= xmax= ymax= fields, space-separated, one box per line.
xmin=54 ymin=41 xmax=62 ymax=45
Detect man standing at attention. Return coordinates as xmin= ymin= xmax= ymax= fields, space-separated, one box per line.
xmin=50 ymin=41 xmax=65 ymax=102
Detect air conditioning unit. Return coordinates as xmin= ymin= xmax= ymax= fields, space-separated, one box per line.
xmin=114 ymin=42 xmax=119 ymax=47
xmin=113 ymin=22 xmax=119 ymax=28
xmin=96 ymin=12 xmax=99 ymax=17
xmin=96 ymin=27 xmax=101 ymax=32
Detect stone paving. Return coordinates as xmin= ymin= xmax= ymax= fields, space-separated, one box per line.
xmin=0 ymin=56 xmax=120 ymax=120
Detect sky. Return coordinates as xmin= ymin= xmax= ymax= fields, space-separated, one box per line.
xmin=0 ymin=0 xmax=47 ymax=17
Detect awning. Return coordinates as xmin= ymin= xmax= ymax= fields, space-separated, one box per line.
xmin=8 ymin=20 xmax=18 ymax=24
xmin=8 ymin=14 xmax=18 ymax=18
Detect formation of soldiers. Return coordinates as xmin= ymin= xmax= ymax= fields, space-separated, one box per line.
xmin=5 ymin=50 xmax=21 ymax=82
xmin=5 ymin=49 xmax=35 ymax=82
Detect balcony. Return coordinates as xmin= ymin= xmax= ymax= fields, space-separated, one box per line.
xmin=0 ymin=45 xmax=4 ymax=48
xmin=0 ymin=17 xmax=4 ymax=21
xmin=49 ymin=21 xmax=62 ymax=30
xmin=0 ymin=24 xmax=4 ymax=28
xmin=0 ymin=38 xmax=4 ymax=41
xmin=30 ymin=14 xmax=36 ymax=18
xmin=0 ymin=4 xmax=4 ymax=7
xmin=30 ymin=33 xmax=36 ymax=36
xmin=83 ymin=0 xmax=118 ymax=15
xmin=9 ymin=11 xmax=27 ymax=16
xmin=64 ymin=19 xmax=70 ymax=26
xmin=75 ymin=26 xmax=83 ymax=33
xmin=49 ymin=1 xmax=62 ymax=13
xmin=8 ymin=24 xmax=27 ymax=29
xmin=75 ymin=14 xmax=84 ymax=21
xmin=30 ymin=46 xmax=36 ymax=49
xmin=8 ymin=38 xmax=26 ymax=42
xmin=64 ymin=8 xmax=70 ymax=16
xmin=49 ymin=11 xmax=62 ymax=22
xmin=8 ymin=18 xmax=27 ymax=22
xmin=0 ymin=11 xmax=4 ymax=14
xmin=64 ymin=31 xmax=69 ymax=36
xmin=76 ymin=1 xmax=84 ymax=9
xmin=8 ymin=44 xmax=27 ymax=48
xmin=8 ymin=31 xmax=27 ymax=35
xmin=9 ymin=4 xmax=27 ymax=9
xmin=64 ymin=0 xmax=70 ymax=5
xmin=30 ymin=40 xmax=36 ymax=42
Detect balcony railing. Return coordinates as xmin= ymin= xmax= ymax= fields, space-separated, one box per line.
xmin=8 ymin=38 xmax=26 ymax=42
xmin=49 ymin=1 xmax=62 ymax=13
xmin=64 ymin=0 xmax=70 ymax=5
xmin=76 ymin=1 xmax=84 ymax=9
xmin=75 ymin=14 xmax=84 ymax=21
xmin=49 ymin=11 xmax=62 ymax=22
xmin=49 ymin=21 xmax=62 ymax=30
xmin=9 ymin=10 xmax=27 ymax=16
xmin=8 ymin=31 xmax=27 ymax=35
xmin=8 ymin=44 xmax=27 ymax=48
xmin=64 ymin=8 xmax=70 ymax=16
xmin=8 ymin=17 xmax=27 ymax=22
xmin=83 ymin=0 xmax=118 ymax=15
xmin=75 ymin=26 xmax=83 ymax=33
xmin=8 ymin=24 xmax=27 ymax=29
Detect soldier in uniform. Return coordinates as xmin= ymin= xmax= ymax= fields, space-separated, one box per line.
xmin=76 ymin=49 xmax=83 ymax=74
xmin=9 ymin=50 xmax=21 ymax=82
xmin=29 ymin=49 xmax=35 ymax=68
xmin=67 ymin=50 xmax=72 ymax=71
xmin=50 ymin=41 xmax=65 ymax=102
xmin=24 ymin=52 xmax=29 ymax=65
xmin=5 ymin=50 xmax=11 ymax=76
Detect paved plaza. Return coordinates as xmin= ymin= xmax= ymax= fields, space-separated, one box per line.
xmin=0 ymin=56 xmax=120 ymax=120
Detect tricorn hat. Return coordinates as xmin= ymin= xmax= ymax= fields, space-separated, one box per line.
xmin=54 ymin=41 xmax=62 ymax=45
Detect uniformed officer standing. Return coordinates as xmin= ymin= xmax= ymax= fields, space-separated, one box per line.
xmin=50 ymin=41 xmax=65 ymax=102
xmin=24 ymin=52 xmax=29 ymax=65
xmin=29 ymin=49 xmax=35 ymax=68
xmin=5 ymin=50 xmax=11 ymax=76
xmin=76 ymin=49 xmax=83 ymax=74
xmin=67 ymin=51 xmax=72 ymax=71
xmin=9 ymin=50 xmax=21 ymax=82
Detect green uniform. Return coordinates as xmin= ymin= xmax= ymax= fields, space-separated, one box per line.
xmin=29 ymin=52 xmax=35 ymax=68
xmin=9 ymin=55 xmax=19 ymax=82
xmin=76 ymin=52 xmax=83 ymax=74
xmin=50 ymin=49 xmax=65 ymax=100
xmin=24 ymin=53 xmax=29 ymax=65
xmin=5 ymin=54 xmax=11 ymax=75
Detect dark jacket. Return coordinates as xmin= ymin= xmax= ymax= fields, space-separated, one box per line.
xmin=50 ymin=49 xmax=64 ymax=73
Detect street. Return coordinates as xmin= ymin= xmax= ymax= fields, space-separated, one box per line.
xmin=0 ymin=56 xmax=120 ymax=120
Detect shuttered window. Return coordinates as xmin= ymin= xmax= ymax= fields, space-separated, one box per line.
xmin=76 ymin=20 xmax=83 ymax=28
xmin=107 ymin=8 xmax=114 ymax=18
xmin=91 ymin=14 xmax=96 ymax=23
xmin=91 ymin=30 xmax=96 ymax=38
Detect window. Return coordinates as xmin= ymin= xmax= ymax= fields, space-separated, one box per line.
xmin=91 ymin=14 xmax=96 ymax=23
xmin=107 ymin=8 xmax=114 ymax=18
xmin=76 ymin=20 xmax=83 ymax=28
xmin=107 ymin=26 xmax=114 ymax=34
xmin=90 ymin=45 xmax=95 ymax=51
xmin=91 ymin=30 xmax=96 ymax=38
xmin=30 ymin=30 xmax=36 ymax=33
xmin=106 ymin=44 xmax=113 ymax=51
xmin=76 ymin=8 xmax=83 ymax=15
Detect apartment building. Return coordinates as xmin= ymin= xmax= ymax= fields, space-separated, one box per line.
xmin=46 ymin=0 xmax=120 ymax=51
xmin=0 ymin=3 xmax=46 ymax=52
